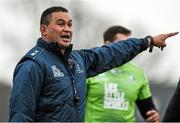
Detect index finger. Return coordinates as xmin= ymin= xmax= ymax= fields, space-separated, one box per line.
xmin=165 ymin=32 xmax=179 ymax=38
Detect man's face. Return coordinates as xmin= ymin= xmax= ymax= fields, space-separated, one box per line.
xmin=114 ymin=33 xmax=129 ymax=42
xmin=41 ymin=12 xmax=73 ymax=49
xmin=105 ymin=33 xmax=130 ymax=45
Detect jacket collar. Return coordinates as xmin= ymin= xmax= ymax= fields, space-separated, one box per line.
xmin=36 ymin=38 xmax=73 ymax=61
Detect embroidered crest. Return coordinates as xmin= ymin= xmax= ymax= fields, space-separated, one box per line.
xmin=128 ymin=75 xmax=135 ymax=83
xmin=51 ymin=65 xmax=64 ymax=77
xmin=76 ymin=64 xmax=84 ymax=74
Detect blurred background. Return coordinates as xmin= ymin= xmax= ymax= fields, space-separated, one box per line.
xmin=0 ymin=0 xmax=180 ymax=121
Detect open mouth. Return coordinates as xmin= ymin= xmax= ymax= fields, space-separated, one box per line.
xmin=61 ymin=35 xmax=70 ymax=41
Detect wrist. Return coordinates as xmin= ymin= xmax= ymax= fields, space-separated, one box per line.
xmin=145 ymin=35 xmax=154 ymax=52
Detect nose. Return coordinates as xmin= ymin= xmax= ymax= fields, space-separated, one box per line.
xmin=64 ymin=24 xmax=71 ymax=32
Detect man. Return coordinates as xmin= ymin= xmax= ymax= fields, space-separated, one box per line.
xmin=9 ymin=6 xmax=178 ymax=122
xmin=163 ymin=79 xmax=180 ymax=122
xmin=85 ymin=25 xmax=160 ymax=122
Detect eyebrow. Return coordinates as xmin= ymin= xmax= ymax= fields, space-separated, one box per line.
xmin=56 ymin=19 xmax=72 ymax=23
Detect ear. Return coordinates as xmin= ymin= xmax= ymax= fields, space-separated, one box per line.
xmin=40 ymin=24 xmax=47 ymax=37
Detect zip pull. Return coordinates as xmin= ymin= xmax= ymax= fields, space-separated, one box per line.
xmin=72 ymin=80 xmax=80 ymax=106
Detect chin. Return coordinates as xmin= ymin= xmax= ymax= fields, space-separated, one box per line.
xmin=57 ymin=41 xmax=70 ymax=47
xmin=61 ymin=43 xmax=71 ymax=48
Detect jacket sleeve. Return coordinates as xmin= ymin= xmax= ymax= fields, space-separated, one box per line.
xmin=9 ymin=60 xmax=44 ymax=122
xmin=81 ymin=38 xmax=149 ymax=78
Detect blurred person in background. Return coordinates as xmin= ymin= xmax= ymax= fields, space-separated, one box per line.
xmin=85 ymin=25 xmax=160 ymax=122
xmin=9 ymin=6 xmax=178 ymax=122
xmin=163 ymin=79 xmax=180 ymax=122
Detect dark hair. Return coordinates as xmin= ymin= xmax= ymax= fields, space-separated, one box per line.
xmin=40 ymin=6 xmax=68 ymax=26
xmin=103 ymin=25 xmax=131 ymax=42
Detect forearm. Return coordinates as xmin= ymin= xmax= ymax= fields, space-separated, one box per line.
xmin=136 ymin=97 xmax=157 ymax=120
xmin=85 ymin=32 xmax=178 ymax=78
xmin=85 ymin=38 xmax=149 ymax=77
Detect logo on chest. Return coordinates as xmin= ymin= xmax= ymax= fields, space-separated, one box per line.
xmin=51 ymin=65 xmax=64 ymax=77
xmin=76 ymin=64 xmax=84 ymax=74
xmin=103 ymin=83 xmax=129 ymax=110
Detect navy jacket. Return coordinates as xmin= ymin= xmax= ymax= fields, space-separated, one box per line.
xmin=163 ymin=79 xmax=180 ymax=122
xmin=9 ymin=38 xmax=148 ymax=122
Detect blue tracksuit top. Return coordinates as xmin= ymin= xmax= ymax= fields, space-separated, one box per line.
xmin=9 ymin=38 xmax=148 ymax=122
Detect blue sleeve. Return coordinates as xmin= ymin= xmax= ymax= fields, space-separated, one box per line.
xmin=9 ymin=60 xmax=44 ymax=122
xmin=82 ymin=38 xmax=148 ymax=78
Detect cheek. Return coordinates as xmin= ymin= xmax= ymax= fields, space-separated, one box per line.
xmin=52 ymin=27 xmax=61 ymax=33
xmin=49 ymin=25 xmax=62 ymax=33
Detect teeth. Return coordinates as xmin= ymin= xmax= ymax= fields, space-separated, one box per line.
xmin=61 ymin=35 xmax=70 ymax=39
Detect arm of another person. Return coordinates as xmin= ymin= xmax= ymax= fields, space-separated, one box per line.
xmin=136 ymin=71 xmax=159 ymax=122
xmin=9 ymin=60 xmax=44 ymax=122
xmin=136 ymin=97 xmax=160 ymax=122
xmin=163 ymin=79 xmax=180 ymax=122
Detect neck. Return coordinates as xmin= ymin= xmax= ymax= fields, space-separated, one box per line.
xmin=42 ymin=37 xmax=66 ymax=54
